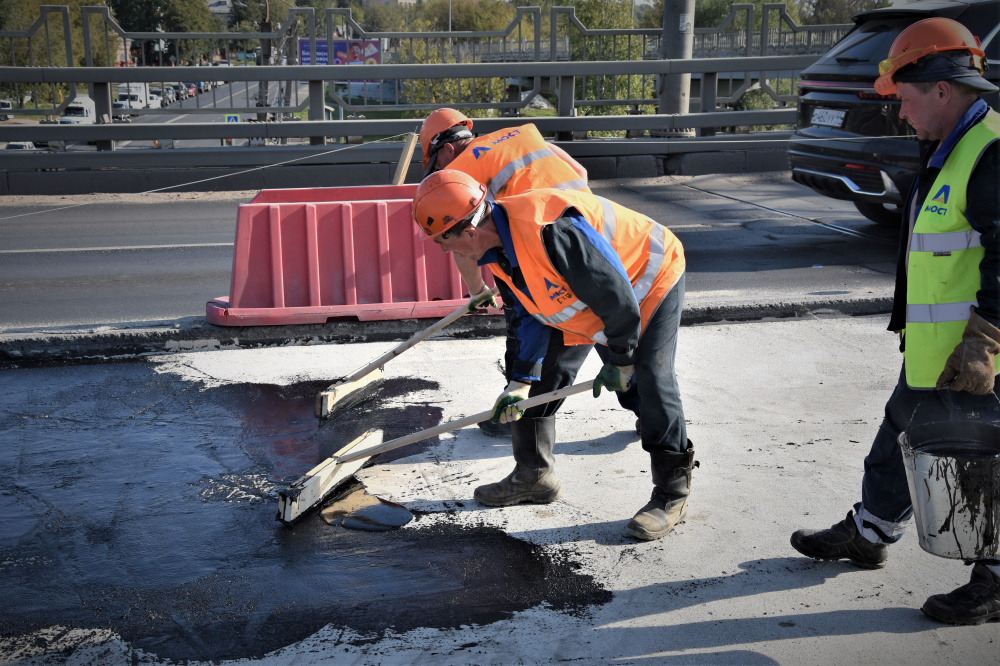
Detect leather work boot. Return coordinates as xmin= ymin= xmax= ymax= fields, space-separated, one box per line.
xmin=922 ymin=563 xmax=1000 ymax=625
xmin=625 ymin=445 xmax=698 ymax=541
xmin=790 ymin=510 xmax=888 ymax=569
xmin=474 ymin=416 xmax=561 ymax=506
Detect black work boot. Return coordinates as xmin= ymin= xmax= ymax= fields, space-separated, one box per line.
xmin=922 ymin=563 xmax=1000 ymax=625
xmin=477 ymin=419 xmax=512 ymax=438
xmin=474 ymin=416 xmax=561 ymax=506
xmin=790 ymin=510 xmax=888 ymax=569
xmin=625 ymin=445 xmax=697 ymax=541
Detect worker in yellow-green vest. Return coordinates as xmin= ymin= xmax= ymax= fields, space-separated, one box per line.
xmin=790 ymin=17 xmax=1000 ymax=625
xmin=419 ymin=109 xmax=642 ymax=439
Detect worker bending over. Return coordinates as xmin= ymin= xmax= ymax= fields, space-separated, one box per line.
xmin=412 ymin=169 xmax=693 ymax=541
xmin=419 ymin=108 xmax=640 ymax=436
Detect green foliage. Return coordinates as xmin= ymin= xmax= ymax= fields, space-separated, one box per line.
xmin=363 ymin=4 xmax=416 ymax=33
xmin=393 ymin=16 xmax=508 ymax=115
xmin=421 ymin=0 xmax=516 ymax=32
xmin=161 ymin=0 xmax=222 ymax=33
xmin=109 ymin=0 xmax=161 ymax=32
xmin=640 ymin=0 xmax=804 ymax=29
xmin=572 ymin=0 xmax=634 ymax=30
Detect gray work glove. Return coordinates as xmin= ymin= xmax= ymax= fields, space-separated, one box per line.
xmin=937 ymin=307 xmax=1000 ymax=395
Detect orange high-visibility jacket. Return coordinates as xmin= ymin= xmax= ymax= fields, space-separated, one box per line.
xmin=448 ymin=124 xmax=588 ymax=199
xmin=488 ymin=189 xmax=685 ymax=346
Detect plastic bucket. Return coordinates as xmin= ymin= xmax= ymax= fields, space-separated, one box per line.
xmin=899 ymin=421 xmax=1000 ymax=560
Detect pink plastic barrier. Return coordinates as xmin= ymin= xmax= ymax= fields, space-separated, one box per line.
xmin=250 ymin=184 xmax=419 ymax=205
xmin=207 ymin=187 xmax=499 ymax=326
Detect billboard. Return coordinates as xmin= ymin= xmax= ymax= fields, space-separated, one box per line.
xmin=299 ymin=39 xmax=381 ymax=67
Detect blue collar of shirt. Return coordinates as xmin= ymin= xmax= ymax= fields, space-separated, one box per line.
xmin=929 ymin=98 xmax=990 ymax=169
xmin=477 ymin=203 xmax=518 ymax=267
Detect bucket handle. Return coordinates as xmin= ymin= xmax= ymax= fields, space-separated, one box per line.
xmin=906 ymin=380 xmax=1000 ymax=432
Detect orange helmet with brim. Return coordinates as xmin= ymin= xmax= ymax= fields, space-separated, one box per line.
xmin=419 ymin=108 xmax=474 ymax=175
xmin=874 ymin=17 xmax=989 ymax=95
xmin=412 ymin=169 xmax=488 ymax=239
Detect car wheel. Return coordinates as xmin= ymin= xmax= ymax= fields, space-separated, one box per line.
xmin=854 ymin=201 xmax=903 ymax=228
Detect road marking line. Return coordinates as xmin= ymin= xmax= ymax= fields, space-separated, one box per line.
xmin=0 ymin=243 xmax=234 ymax=255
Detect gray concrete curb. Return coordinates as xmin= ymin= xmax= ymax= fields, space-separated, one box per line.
xmin=0 ymin=295 xmax=893 ymax=368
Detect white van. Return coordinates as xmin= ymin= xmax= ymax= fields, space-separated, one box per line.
xmin=59 ymin=96 xmax=96 ymax=124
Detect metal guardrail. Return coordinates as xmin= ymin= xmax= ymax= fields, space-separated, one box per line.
xmin=1 ymin=4 xmax=847 ymax=115
xmin=0 ymin=55 xmax=817 ymax=148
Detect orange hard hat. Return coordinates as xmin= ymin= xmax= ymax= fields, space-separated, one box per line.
xmin=412 ymin=169 xmax=488 ymax=239
xmin=875 ymin=17 xmax=988 ymax=95
xmin=419 ymin=108 xmax=474 ymax=174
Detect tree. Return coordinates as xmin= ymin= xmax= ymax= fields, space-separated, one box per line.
xmin=109 ymin=0 xmax=162 ymax=32
xmin=422 ymin=0 xmax=515 ymax=32
xmin=161 ymin=0 xmax=222 ymax=33
xmin=363 ymin=4 xmax=414 ymax=33
xmin=572 ymin=0 xmax=634 ymax=31
xmin=641 ymin=0 xmax=804 ymax=29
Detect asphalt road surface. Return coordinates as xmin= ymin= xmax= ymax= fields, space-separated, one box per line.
xmin=0 ymin=173 xmax=898 ymax=332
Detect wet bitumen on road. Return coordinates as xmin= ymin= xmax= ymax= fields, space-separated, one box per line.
xmin=0 ymin=368 xmax=610 ymax=663
xmin=2 ymin=321 xmax=999 ymax=665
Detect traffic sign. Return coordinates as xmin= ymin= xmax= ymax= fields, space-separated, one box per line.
xmin=226 ymin=114 xmax=239 ymax=123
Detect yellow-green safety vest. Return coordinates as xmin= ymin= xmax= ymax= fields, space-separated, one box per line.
xmin=904 ymin=110 xmax=1000 ymax=388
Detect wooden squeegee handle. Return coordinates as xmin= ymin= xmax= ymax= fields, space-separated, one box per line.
xmin=337 ymin=380 xmax=594 ymax=464
xmin=342 ymin=287 xmax=500 ymax=385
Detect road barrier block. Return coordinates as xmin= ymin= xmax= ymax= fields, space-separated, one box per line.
xmin=206 ymin=186 xmax=499 ymax=326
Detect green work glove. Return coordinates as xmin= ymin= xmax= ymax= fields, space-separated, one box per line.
xmin=491 ymin=380 xmax=532 ymax=424
xmin=937 ymin=307 xmax=1000 ymax=395
xmin=593 ymin=362 xmax=634 ymax=398
xmin=467 ymin=285 xmax=498 ymax=313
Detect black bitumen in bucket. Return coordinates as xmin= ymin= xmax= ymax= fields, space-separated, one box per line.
xmin=900 ymin=421 xmax=1000 ymax=560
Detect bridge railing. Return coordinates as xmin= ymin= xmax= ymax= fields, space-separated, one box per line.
xmin=0 ymin=4 xmax=849 ymax=119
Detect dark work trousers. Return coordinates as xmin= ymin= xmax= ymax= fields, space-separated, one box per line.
xmin=522 ymin=275 xmax=687 ymax=455
xmin=861 ymin=363 xmax=1000 ymax=557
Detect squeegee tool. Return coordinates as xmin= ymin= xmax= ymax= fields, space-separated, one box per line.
xmin=276 ymin=429 xmax=383 ymax=525
xmin=315 ymin=288 xmax=500 ymax=419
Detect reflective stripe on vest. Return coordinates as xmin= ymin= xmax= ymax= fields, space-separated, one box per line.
xmin=906 ymin=301 xmax=978 ymax=323
xmin=904 ymin=110 xmax=1000 ymax=388
xmin=910 ymin=229 xmax=982 ymax=253
xmin=450 ymin=124 xmax=591 ymax=199
xmin=523 ymin=200 xmax=669 ymax=341
xmin=552 ymin=178 xmax=589 ymax=192
xmin=489 ymin=189 xmax=684 ymax=346
xmin=490 ymin=148 xmax=556 ymax=197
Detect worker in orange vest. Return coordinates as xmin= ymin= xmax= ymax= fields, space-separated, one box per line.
xmin=419 ymin=109 xmax=640 ymax=437
xmin=412 ymin=169 xmax=694 ymax=541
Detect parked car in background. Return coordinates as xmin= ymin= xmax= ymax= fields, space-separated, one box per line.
xmin=111 ymin=101 xmax=133 ymax=122
xmin=148 ymin=91 xmax=164 ymax=108
xmin=788 ymin=0 xmax=1000 ymax=227
xmin=170 ymin=83 xmax=189 ymax=100
xmin=153 ymin=86 xmax=175 ymax=104
xmin=5 ymin=141 xmax=37 ymax=150
xmin=182 ymin=83 xmax=198 ymax=97
xmin=0 ymin=99 xmax=12 ymax=121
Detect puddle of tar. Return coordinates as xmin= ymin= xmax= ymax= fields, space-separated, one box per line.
xmin=0 ymin=363 xmax=611 ymax=663
xmin=320 ymin=484 xmax=413 ymax=531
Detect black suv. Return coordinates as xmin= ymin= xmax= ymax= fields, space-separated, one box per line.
xmin=788 ymin=0 xmax=999 ymax=227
